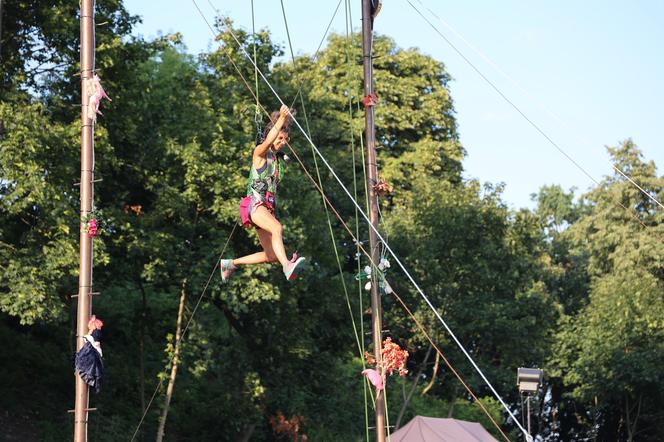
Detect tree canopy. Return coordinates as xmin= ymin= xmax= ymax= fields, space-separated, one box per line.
xmin=1 ymin=3 xmax=663 ymax=441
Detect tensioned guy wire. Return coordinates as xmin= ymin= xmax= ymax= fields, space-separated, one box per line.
xmin=177 ymin=1 xmax=511 ymax=437
xmin=411 ymin=0 xmax=663 ymax=212
xmin=191 ymin=4 xmax=532 ymax=439
xmin=404 ymin=1 xmax=663 ymax=244
xmin=405 ymin=0 xmax=663 ymax=216
xmin=280 ymin=135 xmax=510 ymax=440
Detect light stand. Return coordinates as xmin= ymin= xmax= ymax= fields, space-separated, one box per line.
xmin=517 ymin=367 xmax=543 ymax=441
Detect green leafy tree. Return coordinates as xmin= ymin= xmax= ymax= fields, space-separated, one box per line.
xmin=6 ymin=4 xmax=641 ymax=440
xmin=548 ymin=140 xmax=664 ymax=441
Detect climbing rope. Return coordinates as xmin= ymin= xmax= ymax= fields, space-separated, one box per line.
xmin=176 ymin=4 xmax=516 ymax=437
xmin=183 ymin=1 xmax=530 ymax=439
xmin=116 ymin=1 xmax=558 ymax=440
xmin=278 ymin=0 xmax=365 ymax=359
xmin=192 ymin=12 xmax=532 ymax=438
xmin=344 ymin=0 xmax=372 ymax=438
xmin=286 ymin=0 xmax=345 ymax=110
xmin=274 ymin=7 xmax=379 ymax=435
xmin=250 ymin=0 xmax=263 ymax=142
xmin=206 ymin=0 xmax=365 ymax=365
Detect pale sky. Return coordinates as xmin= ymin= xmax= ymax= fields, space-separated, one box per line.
xmin=124 ymin=0 xmax=664 ymax=209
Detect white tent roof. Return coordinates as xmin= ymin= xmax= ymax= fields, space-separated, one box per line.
xmin=390 ymin=416 xmax=499 ymax=442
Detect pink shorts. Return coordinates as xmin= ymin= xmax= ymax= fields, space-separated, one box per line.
xmin=239 ymin=192 xmax=276 ymax=228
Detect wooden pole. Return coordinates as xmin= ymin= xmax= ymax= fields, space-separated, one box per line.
xmin=361 ymin=1 xmax=385 ymax=440
xmin=74 ymin=1 xmax=95 ymax=440
xmin=156 ymin=278 xmax=188 ymax=442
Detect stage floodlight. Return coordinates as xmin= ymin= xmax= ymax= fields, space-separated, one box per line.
xmin=517 ymin=367 xmax=543 ymax=394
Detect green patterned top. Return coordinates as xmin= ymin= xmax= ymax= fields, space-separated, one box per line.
xmin=245 ymin=150 xmax=284 ymax=201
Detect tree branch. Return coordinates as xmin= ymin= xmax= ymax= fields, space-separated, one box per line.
xmin=395 ymin=344 xmax=433 ymax=429
xmin=421 ymin=349 xmax=440 ymax=396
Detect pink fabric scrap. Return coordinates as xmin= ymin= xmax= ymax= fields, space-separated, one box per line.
xmin=362 ymin=368 xmax=384 ymax=390
xmin=88 ymin=315 xmax=104 ymax=330
xmin=86 ymin=74 xmax=111 ymax=122
xmin=87 ymin=218 xmax=98 ymax=237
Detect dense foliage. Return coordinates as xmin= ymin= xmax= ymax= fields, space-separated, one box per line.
xmin=1 ymin=2 xmax=662 ymax=441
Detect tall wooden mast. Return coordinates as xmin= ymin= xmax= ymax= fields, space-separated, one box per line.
xmin=361 ymin=1 xmax=385 ymax=440
xmin=74 ymin=0 xmax=95 ymax=440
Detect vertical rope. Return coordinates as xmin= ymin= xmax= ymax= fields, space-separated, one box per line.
xmin=384 ymin=389 xmax=392 ymax=441
xmin=251 ymin=0 xmax=260 ymax=122
xmin=278 ymin=0 xmax=366 ymax=364
xmin=193 ymin=3 xmax=519 ymax=439
xmin=345 ymin=1 xmax=371 ymax=440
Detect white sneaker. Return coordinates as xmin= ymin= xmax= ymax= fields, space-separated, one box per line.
xmin=283 ymin=253 xmax=306 ymax=281
xmin=220 ymin=259 xmax=236 ymax=283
